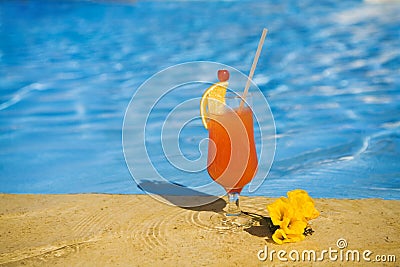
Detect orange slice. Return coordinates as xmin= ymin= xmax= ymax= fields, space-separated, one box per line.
xmin=200 ymin=81 xmax=228 ymax=129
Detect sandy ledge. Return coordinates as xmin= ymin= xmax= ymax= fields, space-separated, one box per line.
xmin=0 ymin=194 xmax=399 ymax=266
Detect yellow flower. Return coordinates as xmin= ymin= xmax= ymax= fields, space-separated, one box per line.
xmin=267 ymin=189 xmax=320 ymax=244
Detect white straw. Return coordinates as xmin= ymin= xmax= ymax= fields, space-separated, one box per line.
xmin=240 ymin=28 xmax=268 ymax=109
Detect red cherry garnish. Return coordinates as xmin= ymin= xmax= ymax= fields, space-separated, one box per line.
xmin=217 ymin=69 xmax=230 ymax=82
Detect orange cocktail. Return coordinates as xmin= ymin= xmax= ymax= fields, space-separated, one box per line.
xmin=200 ymin=69 xmax=259 ymax=228
xmin=207 ymin=106 xmax=258 ymax=194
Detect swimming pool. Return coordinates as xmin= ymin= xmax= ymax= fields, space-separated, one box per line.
xmin=1 ymin=0 xmax=399 ymax=199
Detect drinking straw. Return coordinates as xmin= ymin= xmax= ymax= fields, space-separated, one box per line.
xmin=240 ymin=28 xmax=268 ymax=109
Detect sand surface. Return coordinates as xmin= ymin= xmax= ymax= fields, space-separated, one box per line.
xmin=0 ymin=194 xmax=399 ymax=266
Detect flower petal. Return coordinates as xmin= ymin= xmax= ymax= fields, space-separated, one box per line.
xmin=287 ymin=189 xmax=320 ymax=221
xmin=284 ymin=233 xmax=305 ymax=243
xmin=267 ymin=197 xmax=291 ymax=227
xmin=272 ymin=229 xmax=287 ymax=244
xmin=282 ymin=218 xmax=307 ymax=235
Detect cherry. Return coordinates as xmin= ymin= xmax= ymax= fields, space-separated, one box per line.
xmin=217 ymin=69 xmax=230 ymax=82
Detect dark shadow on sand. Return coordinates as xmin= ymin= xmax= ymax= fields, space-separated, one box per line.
xmin=137 ymin=180 xmax=226 ymax=212
xmin=243 ymin=212 xmax=277 ymax=241
xmin=137 ymin=180 xmax=276 ymax=239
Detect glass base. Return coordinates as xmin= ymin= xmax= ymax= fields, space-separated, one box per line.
xmin=210 ymin=212 xmax=254 ymax=231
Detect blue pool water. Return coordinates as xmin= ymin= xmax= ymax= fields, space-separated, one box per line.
xmin=1 ymin=0 xmax=399 ymax=199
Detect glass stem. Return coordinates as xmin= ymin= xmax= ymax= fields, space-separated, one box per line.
xmin=226 ymin=192 xmax=241 ymax=216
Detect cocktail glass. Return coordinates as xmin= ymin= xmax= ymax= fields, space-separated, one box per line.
xmin=206 ymin=93 xmax=258 ymax=229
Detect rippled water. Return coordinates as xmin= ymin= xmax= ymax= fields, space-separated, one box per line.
xmin=1 ymin=0 xmax=399 ymax=199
